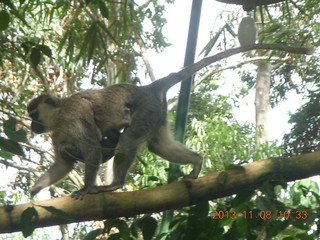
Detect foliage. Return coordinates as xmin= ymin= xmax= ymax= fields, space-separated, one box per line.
xmin=283 ymin=88 xmax=320 ymax=156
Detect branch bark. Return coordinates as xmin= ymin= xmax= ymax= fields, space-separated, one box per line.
xmin=1 ymin=151 xmax=320 ymax=234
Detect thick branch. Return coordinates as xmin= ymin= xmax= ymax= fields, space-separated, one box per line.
xmin=1 ymin=151 xmax=320 ymax=234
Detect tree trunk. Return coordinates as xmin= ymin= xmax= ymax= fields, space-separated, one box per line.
xmin=255 ymin=61 xmax=272 ymax=144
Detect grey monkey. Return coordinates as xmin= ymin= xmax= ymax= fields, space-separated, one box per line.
xmin=27 ymin=43 xmax=312 ymax=198
xmin=29 ymin=42 xmax=261 ymax=198
xmin=28 ymin=72 xmax=203 ymax=198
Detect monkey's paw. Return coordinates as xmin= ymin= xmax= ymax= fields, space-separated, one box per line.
xmin=71 ymin=186 xmax=104 ymax=199
xmin=183 ymin=172 xmax=199 ymax=179
xmin=71 ymin=187 xmax=91 ymax=199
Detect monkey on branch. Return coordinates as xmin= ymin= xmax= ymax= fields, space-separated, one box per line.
xmin=27 ymin=44 xmax=313 ymax=199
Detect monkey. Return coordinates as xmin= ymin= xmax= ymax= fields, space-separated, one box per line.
xmin=28 ymin=44 xmax=266 ymax=199
xmin=26 ymin=44 xmax=314 ymax=198
xmin=29 ymin=44 xmax=301 ymax=198
xmin=28 ymin=77 xmax=205 ymax=198
xmin=28 ymin=78 xmax=203 ymax=198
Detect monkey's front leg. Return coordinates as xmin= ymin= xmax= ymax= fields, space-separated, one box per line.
xmin=73 ymin=149 xmax=138 ymax=195
xmin=71 ymin=161 xmax=100 ymax=199
xmin=31 ymin=160 xmax=74 ymax=198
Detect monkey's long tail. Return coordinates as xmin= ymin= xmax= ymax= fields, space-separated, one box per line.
xmin=151 ymin=43 xmax=313 ymax=94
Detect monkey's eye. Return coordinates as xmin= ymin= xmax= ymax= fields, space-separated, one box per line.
xmin=27 ymin=106 xmax=35 ymax=113
xmin=44 ymin=98 xmax=57 ymax=106
xmin=29 ymin=111 xmax=39 ymax=119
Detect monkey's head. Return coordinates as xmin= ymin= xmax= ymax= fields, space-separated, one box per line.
xmin=27 ymin=93 xmax=61 ymax=134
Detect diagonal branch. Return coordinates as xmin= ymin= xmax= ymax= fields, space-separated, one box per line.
xmin=1 ymin=151 xmax=320 ymax=234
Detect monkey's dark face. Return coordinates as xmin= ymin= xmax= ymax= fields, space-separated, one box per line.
xmin=29 ymin=111 xmax=46 ymax=134
xmin=27 ymin=94 xmax=60 ymax=134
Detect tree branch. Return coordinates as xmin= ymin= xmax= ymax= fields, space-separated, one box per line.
xmin=1 ymin=151 xmax=320 ymax=234
xmin=136 ymin=36 xmax=156 ymax=82
xmin=194 ymin=56 xmax=291 ymax=87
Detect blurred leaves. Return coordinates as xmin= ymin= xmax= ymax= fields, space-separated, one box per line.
xmin=0 ymin=10 xmax=10 ymax=31
xmin=283 ymin=91 xmax=320 ymax=156
xmin=0 ymin=137 xmax=25 ymax=157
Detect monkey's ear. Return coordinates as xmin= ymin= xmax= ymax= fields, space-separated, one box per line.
xmin=27 ymin=93 xmax=52 ymax=112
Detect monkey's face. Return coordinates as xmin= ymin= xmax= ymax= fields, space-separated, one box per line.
xmin=27 ymin=94 xmax=60 ymax=134
xmin=29 ymin=111 xmax=46 ymax=134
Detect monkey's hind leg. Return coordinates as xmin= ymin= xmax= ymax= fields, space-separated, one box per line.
xmin=148 ymin=124 xmax=203 ymax=179
xmin=95 ymin=111 xmax=158 ymax=193
xmin=96 ymin=131 xmax=144 ymax=192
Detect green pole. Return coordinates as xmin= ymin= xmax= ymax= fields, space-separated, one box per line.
xmin=160 ymin=0 xmax=202 ymax=234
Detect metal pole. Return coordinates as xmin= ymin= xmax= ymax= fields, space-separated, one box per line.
xmin=160 ymin=0 xmax=203 ymax=234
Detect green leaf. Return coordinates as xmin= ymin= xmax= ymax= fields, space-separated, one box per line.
xmin=0 ymin=0 xmax=15 ymax=9
xmin=139 ymin=216 xmax=157 ymax=240
xmin=96 ymin=21 xmax=117 ymax=43
xmin=105 ymin=219 xmax=130 ymax=238
xmin=77 ymin=23 xmax=98 ymax=65
xmin=189 ymin=202 xmax=209 ymax=219
xmin=98 ymin=0 xmax=109 ymax=19
xmin=21 ymin=42 xmax=32 ymax=55
xmin=3 ymin=117 xmax=16 ymax=129
xmin=0 ymin=150 xmax=12 ymax=159
xmin=108 ymin=233 xmax=124 ymax=240
xmin=256 ymin=196 xmax=273 ymax=212
xmin=130 ymin=221 xmax=139 ymax=238
xmin=235 ymin=217 xmax=248 ymax=236
xmin=200 ymin=24 xmax=225 ymax=56
xmin=38 ymin=44 xmax=52 ymax=58
xmin=148 ymin=176 xmax=159 ymax=182
xmin=217 ymin=171 xmax=228 ymax=185
xmin=0 ymin=0 xmax=30 ymax=28
xmin=21 ymin=207 xmax=39 ymax=237
xmin=12 ymin=129 xmax=28 ymax=142
xmin=231 ymin=189 xmax=255 ymax=207
xmin=30 ymin=47 xmax=41 ymax=66
xmin=0 ymin=137 xmax=25 ymax=157
xmin=0 ymin=10 xmax=10 ymax=31
xmin=85 ymin=0 xmax=93 ymax=5
xmin=225 ymin=23 xmax=237 ymax=38
xmin=266 ymin=220 xmax=289 ymax=238
xmin=84 ymin=228 xmax=104 ymax=240
xmin=3 ymin=117 xmax=27 ymax=142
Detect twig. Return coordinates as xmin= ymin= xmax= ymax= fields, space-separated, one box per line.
xmin=195 ymin=56 xmax=291 ymax=86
